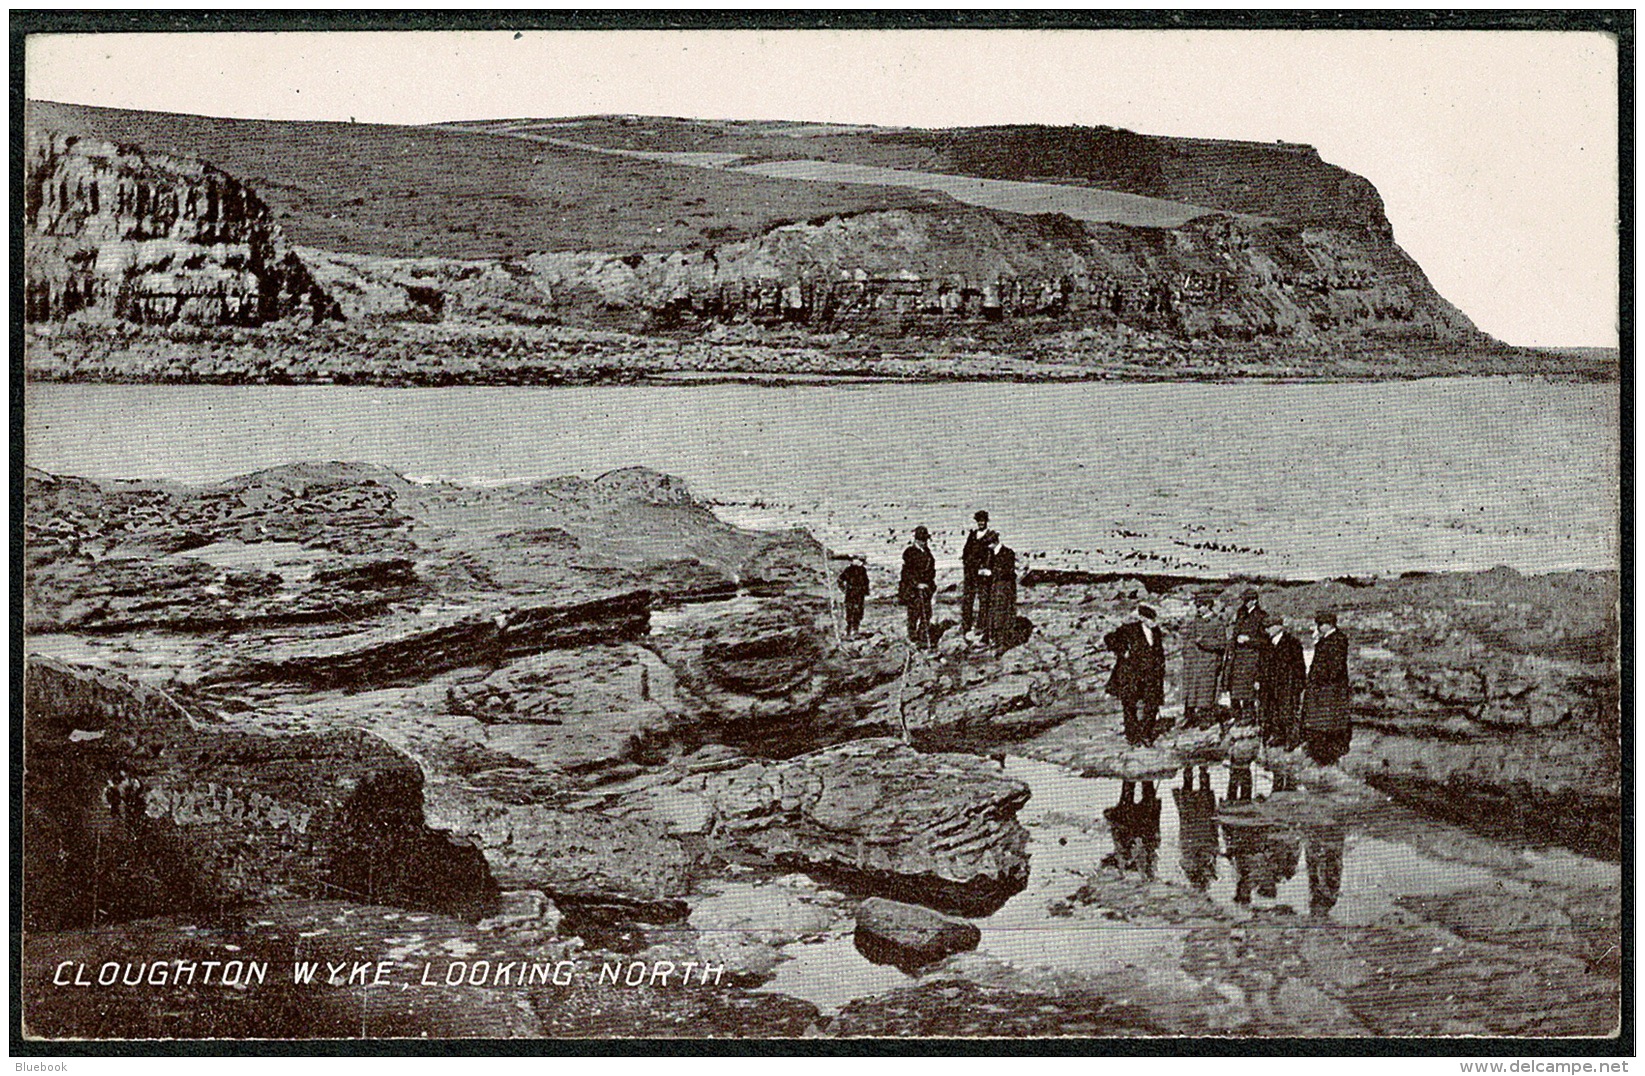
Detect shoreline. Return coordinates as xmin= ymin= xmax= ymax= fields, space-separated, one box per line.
xmin=24 ymin=365 xmax=1622 ymax=389
xmin=24 ymin=322 xmax=1621 ymax=388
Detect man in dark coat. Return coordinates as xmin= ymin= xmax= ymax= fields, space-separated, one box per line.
xmin=1225 ymin=587 xmax=1269 ymax=729
xmin=837 ymin=555 xmax=870 ymax=637
xmin=984 ymin=539 xmax=1020 ymax=652
xmin=1258 ymin=612 xmax=1308 ymax=749
xmin=960 ymin=510 xmax=997 ymax=637
xmin=1105 ymin=603 xmax=1166 ymax=747
xmin=1303 ymin=611 xmax=1352 ymax=764
xmin=898 ymin=526 xmax=936 ymax=649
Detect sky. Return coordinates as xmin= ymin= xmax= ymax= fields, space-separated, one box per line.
xmin=25 ymin=28 xmax=1621 ymax=348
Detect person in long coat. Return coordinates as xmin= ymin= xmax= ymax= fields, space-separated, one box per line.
xmin=1105 ymin=603 xmax=1166 ymax=747
xmin=1181 ymin=591 xmax=1226 ymax=728
xmin=960 ymin=511 xmax=997 ymax=637
xmin=898 ymin=526 xmax=936 ymax=649
xmin=1225 ymin=587 xmax=1269 ymax=727
xmin=837 ymin=556 xmax=870 ymax=637
xmin=1302 ymin=610 xmax=1352 ymax=764
xmin=985 ymin=541 xmax=1019 ymax=653
xmin=1258 ymin=612 xmax=1308 ymax=749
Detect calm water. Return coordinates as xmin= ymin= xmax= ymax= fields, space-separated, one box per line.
xmin=747 ymin=756 xmax=1618 ymax=1015
xmin=24 ymin=377 xmax=1619 ymax=578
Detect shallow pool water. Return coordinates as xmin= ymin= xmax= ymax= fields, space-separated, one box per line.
xmin=750 ymin=755 xmax=1515 ymax=1015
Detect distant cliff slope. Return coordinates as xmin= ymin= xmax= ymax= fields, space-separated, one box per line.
xmin=24 ymin=129 xmax=339 ymax=326
xmin=27 ymin=100 xmax=1503 ymax=368
xmin=455 ymin=117 xmax=1393 ymax=230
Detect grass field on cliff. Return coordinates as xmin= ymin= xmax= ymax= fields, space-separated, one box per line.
xmin=447 ymin=115 xmax=1383 ymax=227
xmin=28 ymin=101 xmax=1378 ymax=263
xmin=28 ymin=100 xmax=941 ymax=259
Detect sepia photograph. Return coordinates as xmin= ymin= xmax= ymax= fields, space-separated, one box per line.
xmin=13 ymin=14 xmax=1627 ymax=1050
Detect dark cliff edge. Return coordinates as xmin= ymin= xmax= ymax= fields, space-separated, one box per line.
xmin=23 ymin=101 xmax=1609 ymax=383
xmin=23 ymin=656 xmax=498 ymax=931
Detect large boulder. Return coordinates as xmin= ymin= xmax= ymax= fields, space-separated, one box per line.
xmin=701 ymin=738 xmax=1031 ymax=915
xmin=23 ymin=657 xmax=496 ymax=931
xmin=424 ymin=790 xmax=695 ymax=931
xmin=853 ymin=897 xmax=981 ymax=970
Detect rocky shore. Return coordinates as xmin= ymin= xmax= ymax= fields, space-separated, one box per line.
xmin=21 ymin=463 xmax=1620 ymax=1038
xmin=24 ymin=320 xmax=1617 ymax=387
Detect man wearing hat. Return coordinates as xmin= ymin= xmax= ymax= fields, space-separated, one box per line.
xmin=1105 ymin=603 xmax=1167 ymax=747
xmin=1181 ymin=591 xmax=1227 ymax=728
xmin=1258 ymin=612 xmax=1308 ymax=751
xmin=899 ymin=526 xmax=937 ymax=649
xmin=1302 ymin=611 xmax=1352 ymax=764
xmin=960 ymin=510 xmax=998 ymax=638
xmin=1225 ymin=587 xmax=1269 ymax=728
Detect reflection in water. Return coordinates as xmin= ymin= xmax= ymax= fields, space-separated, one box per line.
xmin=1101 ymin=780 xmax=1161 ymax=878
xmin=1173 ymin=767 xmax=1219 ymax=892
xmin=1306 ymin=824 xmax=1347 ymax=917
xmin=1221 ymin=814 xmax=1302 ymax=907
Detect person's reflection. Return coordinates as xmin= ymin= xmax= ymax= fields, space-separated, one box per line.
xmin=1102 ymin=779 xmax=1162 ymax=878
xmin=1305 ymin=823 xmax=1347 ymax=917
xmin=1173 ymin=766 xmax=1218 ymax=891
xmin=1221 ymin=817 xmax=1301 ymax=905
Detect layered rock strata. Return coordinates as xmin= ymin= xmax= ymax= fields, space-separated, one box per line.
xmin=25 ymin=131 xmax=338 ymax=326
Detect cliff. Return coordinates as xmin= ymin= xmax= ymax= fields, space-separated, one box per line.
xmin=302 ymin=205 xmax=1474 ymax=343
xmin=24 ymin=129 xmax=338 ymax=326
xmin=23 ymin=101 xmax=1526 ymax=377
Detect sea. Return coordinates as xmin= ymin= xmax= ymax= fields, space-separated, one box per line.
xmin=24 ymin=375 xmax=1620 ymax=580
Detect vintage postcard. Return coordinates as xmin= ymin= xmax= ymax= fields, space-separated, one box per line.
xmin=15 ymin=18 xmax=1626 ymax=1049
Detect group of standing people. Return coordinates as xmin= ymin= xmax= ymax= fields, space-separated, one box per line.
xmin=958 ymin=511 xmax=1020 ymax=651
xmin=1105 ymin=587 xmax=1353 ymax=766
xmin=845 ymin=526 xmax=1355 ymax=770
xmin=846 ymin=511 xmax=1020 ymax=653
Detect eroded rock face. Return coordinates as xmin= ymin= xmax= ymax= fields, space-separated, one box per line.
xmin=701 ymin=738 xmax=1032 ymax=915
xmin=520 ymin=208 xmax=1479 ymax=344
xmin=24 ymin=463 xmax=421 ymax=633
xmin=23 ymin=657 xmax=496 ymax=931
xmin=214 ymin=591 xmax=653 ymax=689
xmin=24 ymin=131 xmax=338 ymax=326
xmin=444 ymin=645 xmax=676 ymax=773
xmin=426 ymin=791 xmax=695 ymax=924
xmin=297 ymin=202 xmax=1481 ymax=351
xmin=645 ymin=604 xmax=904 ymax=752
